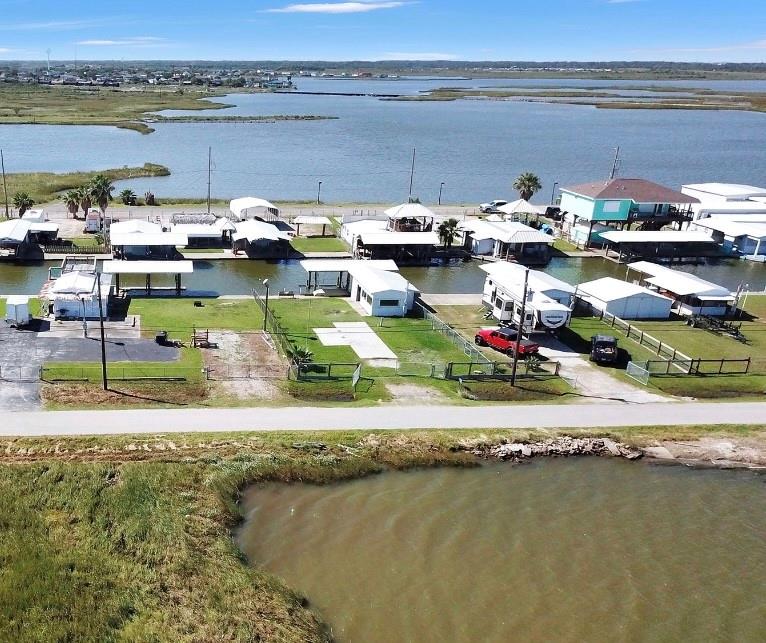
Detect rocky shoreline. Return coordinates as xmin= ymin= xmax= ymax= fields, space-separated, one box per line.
xmin=462 ymin=435 xmax=766 ymax=471
xmin=464 ymin=436 xmax=642 ymax=462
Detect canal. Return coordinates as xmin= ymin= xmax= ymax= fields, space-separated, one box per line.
xmin=238 ymin=458 xmax=766 ymax=643
xmin=0 ymin=256 xmax=763 ymax=296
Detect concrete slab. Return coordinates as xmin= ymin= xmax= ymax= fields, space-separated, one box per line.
xmin=314 ymin=322 xmax=398 ymax=361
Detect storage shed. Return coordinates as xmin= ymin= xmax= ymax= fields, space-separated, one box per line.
xmin=577 ymin=277 xmax=673 ymax=320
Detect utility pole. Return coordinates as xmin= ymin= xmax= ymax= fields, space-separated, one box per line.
xmin=206 ymin=146 xmax=212 ymax=214
xmin=609 ymin=146 xmax=621 ymax=180
xmin=510 ymin=268 xmax=530 ymax=386
xmin=438 ymin=182 xmax=445 ymax=206
xmin=408 ymin=147 xmax=416 ymax=201
xmin=317 ymin=180 xmax=322 ymax=205
xmin=0 ymin=149 xmax=8 ymax=219
xmin=95 ymin=273 xmax=108 ymax=391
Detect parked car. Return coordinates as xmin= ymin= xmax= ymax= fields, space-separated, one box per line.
xmin=479 ymin=199 xmax=508 ymax=213
xmin=590 ymin=335 xmax=618 ymax=364
xmin=474 ymin=327 xmax=539 ymax=356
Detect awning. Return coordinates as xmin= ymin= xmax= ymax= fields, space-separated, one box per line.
xmin=102 ymin=260 xmax=194 ymax=274
xmin=294 ymin=215 xmax=332 ymax=226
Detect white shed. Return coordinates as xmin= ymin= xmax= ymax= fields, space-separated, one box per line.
xmin=348 ymin=266 xmax=418 ymax=317
xmin=577 ymin=277 xmax=673 ymax=320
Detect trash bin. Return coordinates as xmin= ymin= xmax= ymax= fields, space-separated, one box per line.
xmin=156 ymin=331 xmax=168 ymax=345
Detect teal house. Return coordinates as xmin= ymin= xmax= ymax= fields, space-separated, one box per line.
xmin=560 ymin=178 xmax=697 ymax=223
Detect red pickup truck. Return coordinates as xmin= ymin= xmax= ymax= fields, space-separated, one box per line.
xmin=474 ymin=327 xmax=540 ymax=356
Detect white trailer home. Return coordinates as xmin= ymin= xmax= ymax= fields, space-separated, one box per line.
xmin=480 ymin=261 xmax=574 ymax=332
xmin=348 ymin=265 xmax=418 ymax=317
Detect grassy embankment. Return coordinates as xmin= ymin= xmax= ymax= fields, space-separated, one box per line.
xmin=3 ymin=164 xmax=170 ymax=205
xmin=41 ymin=297 xmax=570 ymax=408
xmin=0 ymin=85 xmax=336 ymax=134
xmin=399 ymin=86 xmax=766 ymax=113
xmin=1 ymin=424 xmax=764 ymax=641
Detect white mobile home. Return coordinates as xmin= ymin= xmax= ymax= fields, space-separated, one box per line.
xmin=576 ymin=277 xmax=673 ymax=320
xmin=480 ymin=261 xmax=574 ymax=332
xmin=460 ymin=220 xmax=553 ymax=263
xmin=348 ymin=266 xmax=418 ymax=317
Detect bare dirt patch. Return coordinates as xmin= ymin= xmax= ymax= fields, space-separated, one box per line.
xmin=385 ymin=382 xmax=448 ymax=404
xmin=202 ymin=331 xmax=288 ymax=401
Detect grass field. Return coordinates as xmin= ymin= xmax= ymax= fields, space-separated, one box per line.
xmin=289 ymin=236 xmax=348 ymax=253
xmin=0 ymin=84 xmax=232 ymax=133
xmin=128 ymin=298 xmax=262 ymax=333
xmin=3 ymin=164 xmax=170 ymax=205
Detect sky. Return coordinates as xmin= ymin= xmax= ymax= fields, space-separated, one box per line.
xmin=0 ymin=0 xmax=764 ymax=63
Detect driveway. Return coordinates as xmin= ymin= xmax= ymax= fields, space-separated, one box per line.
xmin=0 ymin=327 xmax=179 ymax=411
xmin=536 ymin=336 xmax=669 ymax=404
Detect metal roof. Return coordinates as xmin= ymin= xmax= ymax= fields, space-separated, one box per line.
xmin=102 ymin=260 xmax=194 ymax=274
xmin=464 ymin=220 xmax=553 ymax=244
xmin=232 ymin=220 xmax=292 ymax=243
xmin=358 ymin=231 xmax=439 ymax=246
xmin=682 ymin=183 xmax=766 ymax=199
xmin=600 ymin=230 xmax=714 ymax=244
xmin=110 ymin=219 xmax=162 ymax=234
xmin=562 ymin=178 xmax=699 ymax=204
xmin=384 ymin=203 xmax=436 ymax=219
xmin=480 ymin=261 xmax=575 ymax=295
xmin=0 ymin=219 xmax=31 ymax=244
xmin=300 ymin=259 xmax=399 ymax=273
xmin=577 ymin=277 xmax=673 ymax=303
xmin=349 ymin=265 xmax=417 ymax=294
xmin=693 ymin=218 xmax=766 ymax=239
xmin=110 ymin=232 xmax=189 ymax=247
xmin=293 ymin=215 xmax=332 ymax=226
xmin=627 ymin=261 xmax=732 ymax=298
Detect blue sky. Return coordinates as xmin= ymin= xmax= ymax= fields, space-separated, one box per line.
xmin=0 ymin=0 xmax=764 ymax=62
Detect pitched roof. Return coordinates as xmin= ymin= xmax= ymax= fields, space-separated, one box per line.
xmin=578 ymin=277 xmax=672 ymax=303
xmin=562 ymin=178 xmax=699 ymax=204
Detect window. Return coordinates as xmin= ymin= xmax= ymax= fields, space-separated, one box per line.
xmin=602 ymin=200 xmax=622 ymax=213
xmin=379 ymin=299 xmax=400 ymax=307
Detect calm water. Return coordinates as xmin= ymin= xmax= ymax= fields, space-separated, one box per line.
xmin=1 ymin=77 xmax=765 ymax=203
xmin=1 ymin=256 xmax=763 ymax=296
xmin=239 ymin=459 xmax=766 ymax=643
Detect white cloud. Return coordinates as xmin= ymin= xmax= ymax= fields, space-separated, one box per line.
xmin=266 ymin=2 xmax=407 ymax=14
xmin=0 ymin=48 xmax=12 ymax=53
xmin=382 ymin=52 xmax=459 ymax=60
xmin=0 ymin=19 xmax=115 ymax=31
xmin=76 ymin=37 xmax=167 ymax=47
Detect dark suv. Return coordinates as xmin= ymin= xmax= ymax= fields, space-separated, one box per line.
xmin=590 ymin=335 xmax=618 ymax=364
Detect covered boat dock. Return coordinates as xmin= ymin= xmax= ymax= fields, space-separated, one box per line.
xmin=300 ymin=259 xmax=399 ymax=295
xmin=102 ymin=260 xmax=194 ymax=295
xmin=600 ymin=230 xmax=717 ymax=262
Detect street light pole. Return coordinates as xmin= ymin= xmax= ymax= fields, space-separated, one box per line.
xmin=550 ymin=181 xmax=559 ymax=205
xmin=438 ymin=182 xmax=445 ymax=206
xmin=510 ymin=268 xmax=530 ymax=387
xmin=317 ymin=181 xmax=322 ymax=205
xmin=95 ymin=272 xmax=108 ymax=391
xmin=262 ymin=278 xmax=270 ymax=331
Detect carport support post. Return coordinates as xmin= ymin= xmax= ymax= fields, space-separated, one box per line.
xmin=510 ymin=268 xmax=530 ymax=387
xmin=96 ymin=272 xmax=108 ymax=391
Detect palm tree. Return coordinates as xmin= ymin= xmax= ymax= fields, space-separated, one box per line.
xmin=12 ymin=192 xmax=34 ymax=217
xmin=88 ymin=174 xmax=114 ymax=214
xmin=437 ymin=218 xmax=460 ymax=249
xmin=76 ymin=186 xmax=92 ymax=218
xmin=513 ymin=172 xmax=542 ymax=201
xmin=119 ymin=189 xmax=137 ymax=206
xmin=62 ymin=190 xmax=80 ymax=218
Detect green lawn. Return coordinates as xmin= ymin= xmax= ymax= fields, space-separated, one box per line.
xmin=289 ymin=236 xmax=348 ymax=253
xmin=181 ymin=247 xmax=226 ymax=254
xmin=270 ymin=298 xmax=470 ymax=367
xmin=127 ymin=298 xmax=262 ymax=333
xmin=43 ymin=347 xmax=203 ymax=382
